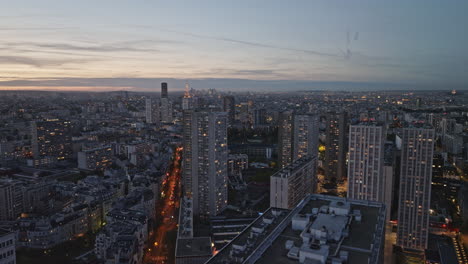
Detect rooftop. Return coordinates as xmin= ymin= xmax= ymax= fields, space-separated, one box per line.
xmin=176 ymin=237 xmax=213 ymax=257
xmin=206 ymin=194 xmax=385 ymax=264
xmin=205 ymin=207 xmax=290 ymax=263
xmin=271 ymin=155 xmax=315 ymax=179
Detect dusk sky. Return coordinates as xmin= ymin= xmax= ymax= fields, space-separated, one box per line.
xmin=1 ymin=0 xmax=467 ymax=91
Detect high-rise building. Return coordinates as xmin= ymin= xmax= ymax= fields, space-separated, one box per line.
xmin=161 ymin=82 xmax=168 ymax=98
xmin=223 ymin=96 xmax=235 ymax=125
xmin=278 ymin=112 xmax=319 ymax=168
xmin=182 ymin=110 xmax=228 ymax=220
xmin=324 ymin=112 xmax=347 ymax=181
xmin=270 ymin=155 xmax=317 ymax=209
xmin=253 ymin=108 xmax=267 ymax=127
xmin=160 ymin=82 xmax=173 ymax=123
xmin=347 ymin=123 xmax=385 ymax=202
xmin=182 ymin=82 xmax=193 ymax=110
xmin=292 ymin=114 xmax=319 ymax=161
xmin=278 ymin=111 xmax=293 ymax=168
xmin=160 ymin=98 xmax=173 ymax=123
xmin=31 ymin=119 xmax=73 ymax=160
xmin=397 ymin=126 xmax=434 ymax=251
xmin=145 ymin=98 xmax=160 ymax=125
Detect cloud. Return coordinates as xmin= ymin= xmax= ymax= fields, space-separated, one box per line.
xmin=0 ymin=55 xmax=92 ymax=67
xmin=0 ymin=26 xmax=75 ymax=31
xmin=204 ymin=68 xmax=282 ymax=76
xmin=129 ymin=25 xmax=341 ymax=58
xmin=2 ymin=41 xmax=160 ymax=53
xmin=0 ymin=77 xmax=453 ymax=92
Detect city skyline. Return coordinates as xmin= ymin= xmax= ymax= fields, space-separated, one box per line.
xmin=1 ymin=0 xmax=467 ymax=91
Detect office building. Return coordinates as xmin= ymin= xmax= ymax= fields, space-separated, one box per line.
xmin=347 ymin=123 xmax=385 ymax=202
xmin=324 ymin=112 xmax=347 ymax=181
xmin=182 ymin=110 xmax=228 ymax=220
xmin=206 ymin=194 xmax=386 ymax=264
xmin=31 ymin=119 xmax=73 ymax=160
xmin=397 ymin=126 xmax=434 ymax=251
xmin=270 ymin=155 xmax=317 ymax=209
xmin=145 ymin=98 xmax=160 ymax=125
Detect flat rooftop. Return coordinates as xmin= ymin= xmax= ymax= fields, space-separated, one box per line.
xmin=206 ymin=194 xmax=385 ymax=264
xmin=176 ymin=237 xmax=213 ymax=257
xmin=206 ymin=207 xmax=290 ymax=263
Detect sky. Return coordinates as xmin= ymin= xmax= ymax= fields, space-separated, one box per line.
xmin=0 ymin=0 xmax=467 ymax=91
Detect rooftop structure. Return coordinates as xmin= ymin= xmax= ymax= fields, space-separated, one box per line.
xmin=206 ymin=194 xmax=386 ymax=264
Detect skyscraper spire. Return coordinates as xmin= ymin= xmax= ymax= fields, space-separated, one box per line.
xmin=184 ymin=82 xmax=191 ymax=98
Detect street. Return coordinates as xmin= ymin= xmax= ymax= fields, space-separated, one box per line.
xmin=144 ymin=147 xmax=183 ymax=264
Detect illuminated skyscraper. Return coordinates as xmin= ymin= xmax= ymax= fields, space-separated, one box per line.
xmin=347 ymin=123 xmax=386 ymax=202
xmin=292 ymin=114 xmax=319 ymax=161
xmin=324 ymin=112 xmax=347 ymax=181
xmin=278 ymin=112 xmax=319 ymax=168
xmin=182 ymin=110 xmax=228 ymax=220
xmin=182 ymin=82 xmax=192 ymax=110
xmin=278 ymin=111 xmax=293 ymax=168
xmin=397 ymin=126 xmax=434 ymax=251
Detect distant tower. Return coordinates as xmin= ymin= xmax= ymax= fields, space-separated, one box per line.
xmin=223 ymin=96 xmax=235 ymax=126
xmin=145 ymin=98 xmax=160 ymax=125
xmin=160 ymin=82 xmax=172 ymax=123
xmin=161 ymin=82 xmax=168 ymax=98
xmin=182 ymin=82 xmax=192 ymax=110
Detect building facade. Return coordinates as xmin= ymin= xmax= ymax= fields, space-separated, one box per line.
xmin=397 ymin=127 xmax=434 ymax=251
xmin=270 ymin=155 xmax=317 ymax=209
xmin=145 ymin=98 xmax=160 ymax=125
xmin=0 ymin=229 xmax=16 ymax=264
xmin=77 ymin=146 xmax=113 ymax=171
xmin=223 ymin=96 xmax=235 ymax=126
xmin=279 ymin=112 xmax=319 ymax=169
xmin=182 ymin=110 xmax=228 ymax=220
xmin=347 ymin=123 xmax=385 ymax=202
xmin=324 ymin=112 xmax=347 ymax=181
xmin=278 ymin=111 xmax=293 ymax=168
xmin=31 ymin=119 xmax=73 ymax=160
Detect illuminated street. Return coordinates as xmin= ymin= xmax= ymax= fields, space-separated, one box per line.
xmin=144 ymin=147 xmax=183 ymax=264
